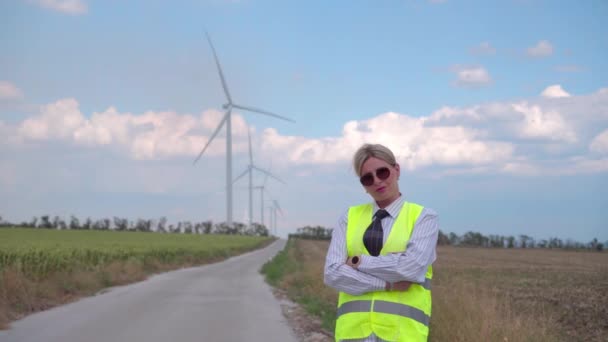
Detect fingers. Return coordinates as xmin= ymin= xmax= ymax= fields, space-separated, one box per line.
xmin=391 ymin=281 xmax=412 ymax=291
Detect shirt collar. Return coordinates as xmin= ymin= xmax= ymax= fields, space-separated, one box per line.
xmin=373 ymin=194 xmax=404 ymax=218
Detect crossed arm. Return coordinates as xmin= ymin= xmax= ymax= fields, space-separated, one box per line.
xmin=323 ymin=208 xmax=438 ymax=296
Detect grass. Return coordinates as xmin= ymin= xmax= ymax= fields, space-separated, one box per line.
xmin=0 ymin=228 xmax=273 ymax=329
xmin=262 ymin=239 xmax=608 ymax=342
xmin=261 ymin=239 xmax=297 ymax=286
xmin=262 ymin=239 xmax=337 ymax=331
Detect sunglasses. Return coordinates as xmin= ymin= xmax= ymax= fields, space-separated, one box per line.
xmin=359 ymin=167 xmax=391 ymax=186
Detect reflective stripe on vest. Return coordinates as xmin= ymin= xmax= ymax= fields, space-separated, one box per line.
xmin=337 ymin=300 xmax=430 ymax=327
xmin=421 ymin=277 xmax=432 ymax=290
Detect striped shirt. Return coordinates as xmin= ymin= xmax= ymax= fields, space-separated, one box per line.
xmin=323 ymin=195 xmax=439 ymax=342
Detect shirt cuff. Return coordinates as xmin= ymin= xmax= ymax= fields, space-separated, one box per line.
xmin=371 ymin=275 xmax=386 ymax=291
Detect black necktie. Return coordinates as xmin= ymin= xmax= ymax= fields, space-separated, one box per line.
xmin=363 ymin=209 xmax=389 ymax=256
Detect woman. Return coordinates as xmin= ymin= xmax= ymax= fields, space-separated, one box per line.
xmin=324 ymin=143 xmax=439 ymax=342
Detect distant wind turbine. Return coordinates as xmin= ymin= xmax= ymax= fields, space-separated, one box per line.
xmin=193 ymin=31 xmax=295 ymax=226
xmin=253 ymin=174 xmax=270 ymax=227
xmin=268 ymin=199 xmax=283 ymax=236
xmin=233 ymin=127 xmax=285 ymax=228
xmin=253 ymin=159 xmax=277 ymax=227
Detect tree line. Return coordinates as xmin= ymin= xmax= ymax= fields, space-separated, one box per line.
xmin=0 ymin=215 xmax=269 ymax=237
xmin=289 ymin=225 xmax=333 ymax=240
xmin=289 ymin=226 xmax=604 ymax=252
xmin=437 ymin=230 xmax=604 ymax=251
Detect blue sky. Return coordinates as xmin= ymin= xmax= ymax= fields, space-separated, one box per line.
xmin=1 ymin=0 xmax=607 ymax=242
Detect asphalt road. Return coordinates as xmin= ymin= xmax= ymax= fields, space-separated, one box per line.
xmin=0 ymin=239 xmax=297 ymax=342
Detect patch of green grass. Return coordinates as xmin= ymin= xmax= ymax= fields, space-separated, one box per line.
xmin=260 ymin=240 xmax=297 ymax=286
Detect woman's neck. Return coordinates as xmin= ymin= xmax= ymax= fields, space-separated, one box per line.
xmin=376 ymin=193 xmax=402 ymax=209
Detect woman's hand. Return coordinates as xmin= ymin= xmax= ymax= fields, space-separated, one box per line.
xmin=385 ymin=281 xmax=412 ymax=291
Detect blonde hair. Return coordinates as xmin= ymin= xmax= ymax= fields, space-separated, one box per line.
xmin=352 ymin=144 xmax=397 ymax=177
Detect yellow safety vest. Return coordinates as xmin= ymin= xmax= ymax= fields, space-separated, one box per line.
xmin=335 ymin=202 xmax=432 ymax=342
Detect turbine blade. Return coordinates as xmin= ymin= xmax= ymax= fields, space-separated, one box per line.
xmin=233 ymin=168 xmax=249 ymax=184
xmin=252 ymin=166 xmax=285 ymax=184
xmin=205 ymin=31 xmax=233 ymax=104
xmin=232 ymin=104 xmax=295 ymax=123
xmin=263 ymin=160 xmax=272 ymax=186
xmin=273 ymin=200 xmax=283 ymax=215
xmin=193 ymin=109 xmax=230 ymax=165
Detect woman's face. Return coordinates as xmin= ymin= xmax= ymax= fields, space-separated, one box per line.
xmin=359 ymin=157 xmax=401 ymax=206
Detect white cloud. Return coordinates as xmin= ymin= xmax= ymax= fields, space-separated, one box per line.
xmin=541 ymin=85 xmax=571 ymax=98
xmin=18 ymin=98 xmax=85 ymax=140
xmin=513 ymin=103 xmax=576 ymax=142
xmin=14 ymin=98 xmax=252 ymax=160
xmin=450 ymin=66 xmax=492 ymax=88
xmin=526 ymin=40 xmax=554 ymax=58
xmin=73 ymin=107 xmax=130 ymax=146
xmin=261 ymin=112 xmax=513 ymax=171
xmin=428 ymin=97 xmax=580 ymax=144
xmin=0 ymin=81 xmax=23 ymax=100
xmin=470 ymin=42 xmax=496 ymax=56
xmin=6 ymin=86 xmax=608 ymax=176
xmin=29 ymin=0 xmax=87 ymax=15
xmin=200 ymin=109 xmax=249 ymax=137
xmin=424 ymin=89 xmax=608 ymax=174
xmin=589 ymin=130 xmax=608 ymax=154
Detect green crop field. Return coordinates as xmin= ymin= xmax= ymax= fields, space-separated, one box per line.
xmin=0 ymin=228 xmax=270 ymax=278
xmin=0 ymin=228 xmax=272 ymax=328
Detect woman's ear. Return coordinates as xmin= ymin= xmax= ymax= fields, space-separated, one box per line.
xmin=395 ymin=163 xmax=401 ymax=179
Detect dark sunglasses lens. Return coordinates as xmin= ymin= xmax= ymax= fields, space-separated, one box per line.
xmin=360 ymin=174 xmax=374 ymax=186
xmin=377 ymin=167 xmax=390 ymax=180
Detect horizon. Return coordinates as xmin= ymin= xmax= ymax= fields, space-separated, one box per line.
xmin=1 ymin=0 xmax=607 ymax=242
xmin=1 ymin=216 xmax=604 ymax=247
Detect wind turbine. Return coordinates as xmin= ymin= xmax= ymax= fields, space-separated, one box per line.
xmin=193 ymin=32 xmax=295 ymax=226
xmin=268 ymin=199 xmax=283 ymax=236
xmin=253 ymin=174 xmax=270 ymax=227
xmin=253 ymin=158 xmax=284 ymax=228
xmin=233 ymin=127 xmax=285 ymax=228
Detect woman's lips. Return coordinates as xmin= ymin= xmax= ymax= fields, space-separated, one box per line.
xmin=376 ymin=186 xmax=386 ymax=193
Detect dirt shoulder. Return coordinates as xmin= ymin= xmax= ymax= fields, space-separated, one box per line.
xmin=272 ymin=288 xmax=333 ymax=342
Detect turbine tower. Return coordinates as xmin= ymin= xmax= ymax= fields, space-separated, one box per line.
xmin=268 ymin=199 xmax=283 ymax=236
xmin=193 ymin=32 xmax=294 ymax=226
xmin=253 ymin=160 xmax=277 ymax=227
xmin=253 ymin=175 xmax=269 ymax=227
xmin=233 ymin=127 xmax=285 ymax=228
